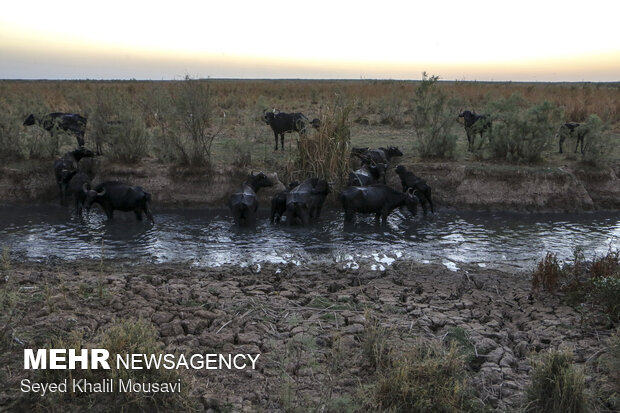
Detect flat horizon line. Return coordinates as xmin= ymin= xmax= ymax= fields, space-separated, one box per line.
xmin=1 ymin=78 xmax=619 ymax=84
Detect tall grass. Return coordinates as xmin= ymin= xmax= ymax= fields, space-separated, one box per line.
xmin=294 ymin=97 xmax=351 ymax=188
xmin=364 ymin=340 xmax=484 ymax=413
xmin=524 ymin=350 xmax=586 ymax=413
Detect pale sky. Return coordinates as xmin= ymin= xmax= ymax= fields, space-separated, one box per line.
xmin=1 ymin=0 xmax=619 ymax=81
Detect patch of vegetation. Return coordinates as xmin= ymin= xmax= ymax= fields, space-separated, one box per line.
xmin=524 ymin=350 xmax=586 ymax=413
xmin=362 ymin=313 xmax=390 ymax=371
xmin=485 ymin=94 xmax=563 ymax=163
xmin=32 ymin=318 xmax=198 ymax=412
xmin=596 ymin=328 xmax=620 ymax=410
xmin=410 ymin=73 xmax=460 ymax=159
xmin=532 ymin=252 xmax=563 ymax=293
xmin=532 ymin=248 xmax=620 ymax=324
xmin=363 ymin=340 xmax=485 ymax=413
xmin=294 ymin=96 xmax=351 ymax=190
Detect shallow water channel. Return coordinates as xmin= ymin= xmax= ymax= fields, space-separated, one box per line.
xmin=0 ymin=205 xmax=618 ymax=271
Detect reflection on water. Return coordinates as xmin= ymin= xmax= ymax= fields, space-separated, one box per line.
xmin=0 ymin=205 xmax=618 ymax=270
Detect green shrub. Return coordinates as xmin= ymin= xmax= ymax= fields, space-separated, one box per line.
xmin=485 ymin=94 xmax=563 ymax=163
xmin=410 ymin=73 xmax=459 ymax=159
xmin=524 ymin=350 xmax=586 ymax=413
xmin=580 ymin=114 xmax=609 ymax=166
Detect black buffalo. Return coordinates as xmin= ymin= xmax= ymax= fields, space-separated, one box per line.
xmin=68 ymin=171 xmax=91 ymax=216
xmin=270 ymin=181 xmax=299 ymax=223
xmin=557 ymin=122 xmax=588 ymax=154
xmin=264 ymin=110 xmax=310 ymax=150
xmin=458 ymin=110 xmax=492 ymax=152
xmin=395 ymin=165 xmax=434 ymax=214
xmin=340 ymin=184 xmax=418 ymax=226
xmin=229 ymin=172 xmax=274 ymax=226
xmin=83 ymin=181 xmax=154 ymax=223
xmin=348 ymin=162 xmax=386 ymax=186
xmin=284 ymin=178 xmax=330 ymax=226
xmin=53 ymin=147 xmax=95 ymax=206
xmin=366 ymin=146 xmax=403 ymax=166
xmin=24 ymin=112 xmax=87 ymax=147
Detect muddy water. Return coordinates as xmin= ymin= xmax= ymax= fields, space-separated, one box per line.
xmin=0 ymin=205 xmax=618 ymax=271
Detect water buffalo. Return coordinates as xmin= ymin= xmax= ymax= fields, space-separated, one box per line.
xmin=395 ymin=165 xmax=434 ymax=214
xmin=348 ymin=162 xmax=386 ymax=186
xmin=83 ymin=181 xmax=154 ymax=223
xmin=68 ymin=171 xmax=91 ymax=216
xmin=271 ymin=181 xmax=299 ymax=223
xmin=264 ymin=110 xmax=310 ymax=150
xmin=353 ymin=146 xmax=403 ymax=167
xmin=458 ymin=110 xmax=492 ymax=151
xmin=557 ymin=122 xmax=588 ymax=154
xmin=284 ymin=178 xmax=330 ymax=226
xmin=24 ymin=112 xmax=87 ymax=147
xmin=229 ymin=172 xmax=274 ymax=226
xmin=340 ymin=184 xmax=418 ymax=226
xmin=53 ymin=147 xmax=95 ymax=206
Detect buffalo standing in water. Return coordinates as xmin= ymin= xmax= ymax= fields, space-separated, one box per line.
xmin=229 ymin=172 xmax=274 ymax=226
xmin=340 ymin=184 xmax=418 ymax=226
xmin=283 ymin=178 xmax=330 ymax=226
xmin=53 ymin=147 xmax=95 ymax=206
xmin=84 ymin=181 xmax=154 ymax=223
xmin=395 ymin=165 xmax=434 ymax=214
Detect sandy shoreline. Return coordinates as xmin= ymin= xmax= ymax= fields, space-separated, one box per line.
xmin=0 ymin=258 xmax=615 ymax=411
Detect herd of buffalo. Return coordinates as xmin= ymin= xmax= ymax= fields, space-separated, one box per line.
xmin=22 ymin=108 xmax=588 ymax=227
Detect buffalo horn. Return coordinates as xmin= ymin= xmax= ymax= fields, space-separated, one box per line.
xmin=97 ymin=187 xmax=106 ymax=197
xmin=82 ymin=183 xmax=89 ymax=194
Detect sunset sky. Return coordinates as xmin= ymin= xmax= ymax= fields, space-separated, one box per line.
xmin=1 ymin=0 xmax=619 ymax=81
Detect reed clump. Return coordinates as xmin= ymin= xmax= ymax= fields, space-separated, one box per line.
xmin=294 ymin=98 xmax=351 ymax=189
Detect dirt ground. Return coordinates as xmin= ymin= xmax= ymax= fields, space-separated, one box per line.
xmin=0 ymin=259 xmax=615 ymax=412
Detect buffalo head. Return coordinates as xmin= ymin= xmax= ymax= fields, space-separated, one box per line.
xmin=83 ymin=186 xmax=106 ymax=210
xmin=23 ymin=114 xmax=36 ymax=126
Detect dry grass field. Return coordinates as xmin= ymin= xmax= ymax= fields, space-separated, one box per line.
xmin=1 ymin=79 xmax=618 ymax=172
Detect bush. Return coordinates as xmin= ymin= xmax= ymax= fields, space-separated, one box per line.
xmin=411 ymin=73 xmax=459 ymax=159
xmin=166 ymin=76 xmax=224 ymax=167
xmin=0 ymin=90 xmax=57 ymax=161
xmin=485 ymin=94 xmax=563 ymax=163
xmin=580 ymin=114 xmax=611 ymax=166
xmin=90 ymin=86 xmax=149 ymax=161
xmin=524 ymin=350 xmax=586 ymax=413
xmin=532 ymin=252 xmax=563 ymax=293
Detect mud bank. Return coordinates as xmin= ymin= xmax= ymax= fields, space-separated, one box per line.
xmin=1 ymin=159 xmax=619 ymax=212
xmin=0 ymin=260 xmax=615 ymax=412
